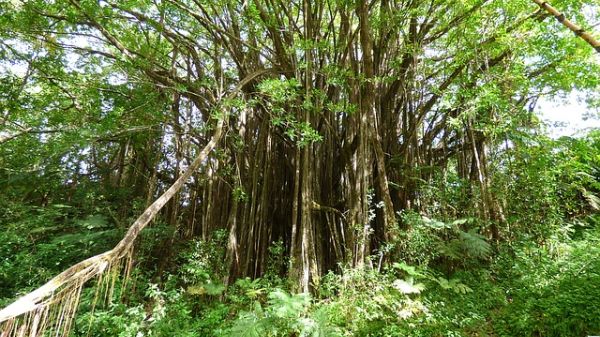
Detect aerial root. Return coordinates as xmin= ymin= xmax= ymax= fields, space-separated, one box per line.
xmin=0 ymin=247 xmax=134 ymax=337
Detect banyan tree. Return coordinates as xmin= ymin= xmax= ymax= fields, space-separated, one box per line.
xmin=0 ymin=0 xmax=598 ymax=335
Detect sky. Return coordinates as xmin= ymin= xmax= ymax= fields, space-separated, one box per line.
xmin=537 ymin=92 xmax=600 ymax=138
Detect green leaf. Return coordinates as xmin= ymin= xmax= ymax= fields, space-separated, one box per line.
xmin=392 ymin=278 xmax=425 ymax=294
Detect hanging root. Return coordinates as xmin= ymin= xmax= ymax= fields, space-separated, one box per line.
xmin=0 ymin=248 xmax=134 ymax=337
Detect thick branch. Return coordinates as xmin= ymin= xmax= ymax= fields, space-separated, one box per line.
xmin=532 ymin=0 xmax=600 ymax=53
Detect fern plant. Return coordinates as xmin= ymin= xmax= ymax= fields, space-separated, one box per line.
xmin=228 ymin=289 xmax=341 ymax=337
xmin=459 ymin=228 xmax=492 ymax=258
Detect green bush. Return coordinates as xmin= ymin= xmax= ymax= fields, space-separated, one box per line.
xmin=494 ymin=230 xmax=600 ymax=337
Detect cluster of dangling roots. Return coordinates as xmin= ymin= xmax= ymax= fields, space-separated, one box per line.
xmin=0 ymin=248 xmax=134 ymax=337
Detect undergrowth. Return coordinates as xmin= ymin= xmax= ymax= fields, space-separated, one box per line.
xmin=43 ymin=217 xmax=597 ymax=336
xmin=2 ymin=196 xmax=599 ymax=336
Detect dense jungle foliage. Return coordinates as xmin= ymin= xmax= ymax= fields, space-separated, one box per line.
xmin=1 ymin=0 xmax=600 ymax=336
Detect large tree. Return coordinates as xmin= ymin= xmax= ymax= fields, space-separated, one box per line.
xmin=0 ymin=0 xmax=598 ymax=335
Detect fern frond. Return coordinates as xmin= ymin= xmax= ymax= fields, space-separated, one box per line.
xmin=459 ymin=229 xmax=491 ymax=258
xmin=392 ymin=278 xmax=425 ymax=294
xmin=581 ymin=188 xmax=600 ymax=210
xmin=268 ymin=289 xmax=310 ymax=319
